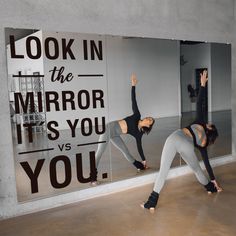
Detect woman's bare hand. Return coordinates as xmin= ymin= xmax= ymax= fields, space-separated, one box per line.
xmin=142 ymin=160 xmax=149 ymax=169
xmin=131 ymin=73 xmax=138 ymax=86
xmin=211 ymin=180 xmax=223 ymax=192
xmin=200 ymin=70 xmax=208 ymax=87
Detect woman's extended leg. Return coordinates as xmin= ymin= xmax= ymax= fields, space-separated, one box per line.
xmin=142 ymin=131 xmax=178 ymax=210
xmin=95 ymin=130 xmax=109 ymax=168
xmin=110 ymin=136 xmax=136 ymax=164
xmin=179 ymin=148 xmax=208 ymax=186
xmin=110 ymin=121 xmax=144 ymax=170
xmin=179 ymin=141 xmax=217 ymax=193
xmin=153 ymin=132 xmax=178 ymax=193
xmin=91 ymin=123 xmax=111 ymax=184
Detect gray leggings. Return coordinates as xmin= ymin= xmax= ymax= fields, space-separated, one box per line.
xmin=95 ymin=121 xmax=135 ymax=167
xmin=153 ymin=129 xmax=209 ymax=193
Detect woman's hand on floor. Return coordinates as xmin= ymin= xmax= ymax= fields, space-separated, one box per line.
xmin=211 ymin=179 xmax=223 ymax=192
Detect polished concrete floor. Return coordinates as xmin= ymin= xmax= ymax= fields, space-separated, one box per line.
xmin=12 ymin=110 xmax=231 ymax=201
xmin=0 ymin=162 xmax=235 ymax=236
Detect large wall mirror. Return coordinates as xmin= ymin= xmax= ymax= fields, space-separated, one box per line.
xmin=5 ymin=28 xmax=231 ymax=202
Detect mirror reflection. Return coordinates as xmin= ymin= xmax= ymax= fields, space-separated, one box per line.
xmin=105 ymin=36 xmax=182 ymax=182
xmin=6 ymin=28 xmax=231 ymax=202
xmin=180 ymin=41 xmax=231 ymax=163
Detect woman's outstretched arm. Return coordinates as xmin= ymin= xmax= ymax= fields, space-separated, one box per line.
xmin=196 ymin=70 xmax=208 ymax=123
xmin=130 ymin=74 xmax=141 ymax=116
xmin=199 ymin=148 xmax=223 ymax=192
xmin=199 ymin=148 xmax=215 ymax=180
xmin=136 ymin=137 xmax=146 ymax=162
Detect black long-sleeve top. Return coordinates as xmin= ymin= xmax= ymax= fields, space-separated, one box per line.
xmin=186 ymin=85 xmax=215 ymax=180
xmin=124 ymin=86 xmax=145 ymax=161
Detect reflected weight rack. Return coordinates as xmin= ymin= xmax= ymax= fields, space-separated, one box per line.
xmin=13 ymin=71 xmax=46 ymax=133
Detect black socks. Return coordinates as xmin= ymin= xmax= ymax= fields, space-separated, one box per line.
xmin=133 ymin=160 xmax=145 ymax=170
xmin=204 ymin=181 xmax=217 ymax=193
xmin=144 ymin=191 xmax=159 ymax=209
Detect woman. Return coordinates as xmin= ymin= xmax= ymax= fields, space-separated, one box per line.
xmin=91 ymin=74 xmax=155 ymax=185
xmin=141 ymin=70 xmax=222 ymax=211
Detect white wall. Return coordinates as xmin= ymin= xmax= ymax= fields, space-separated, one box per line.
xmin=211 ymin=43 xmax=231 ymax=111
xmin=107 ymin=37 xmax=180 ymax=121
